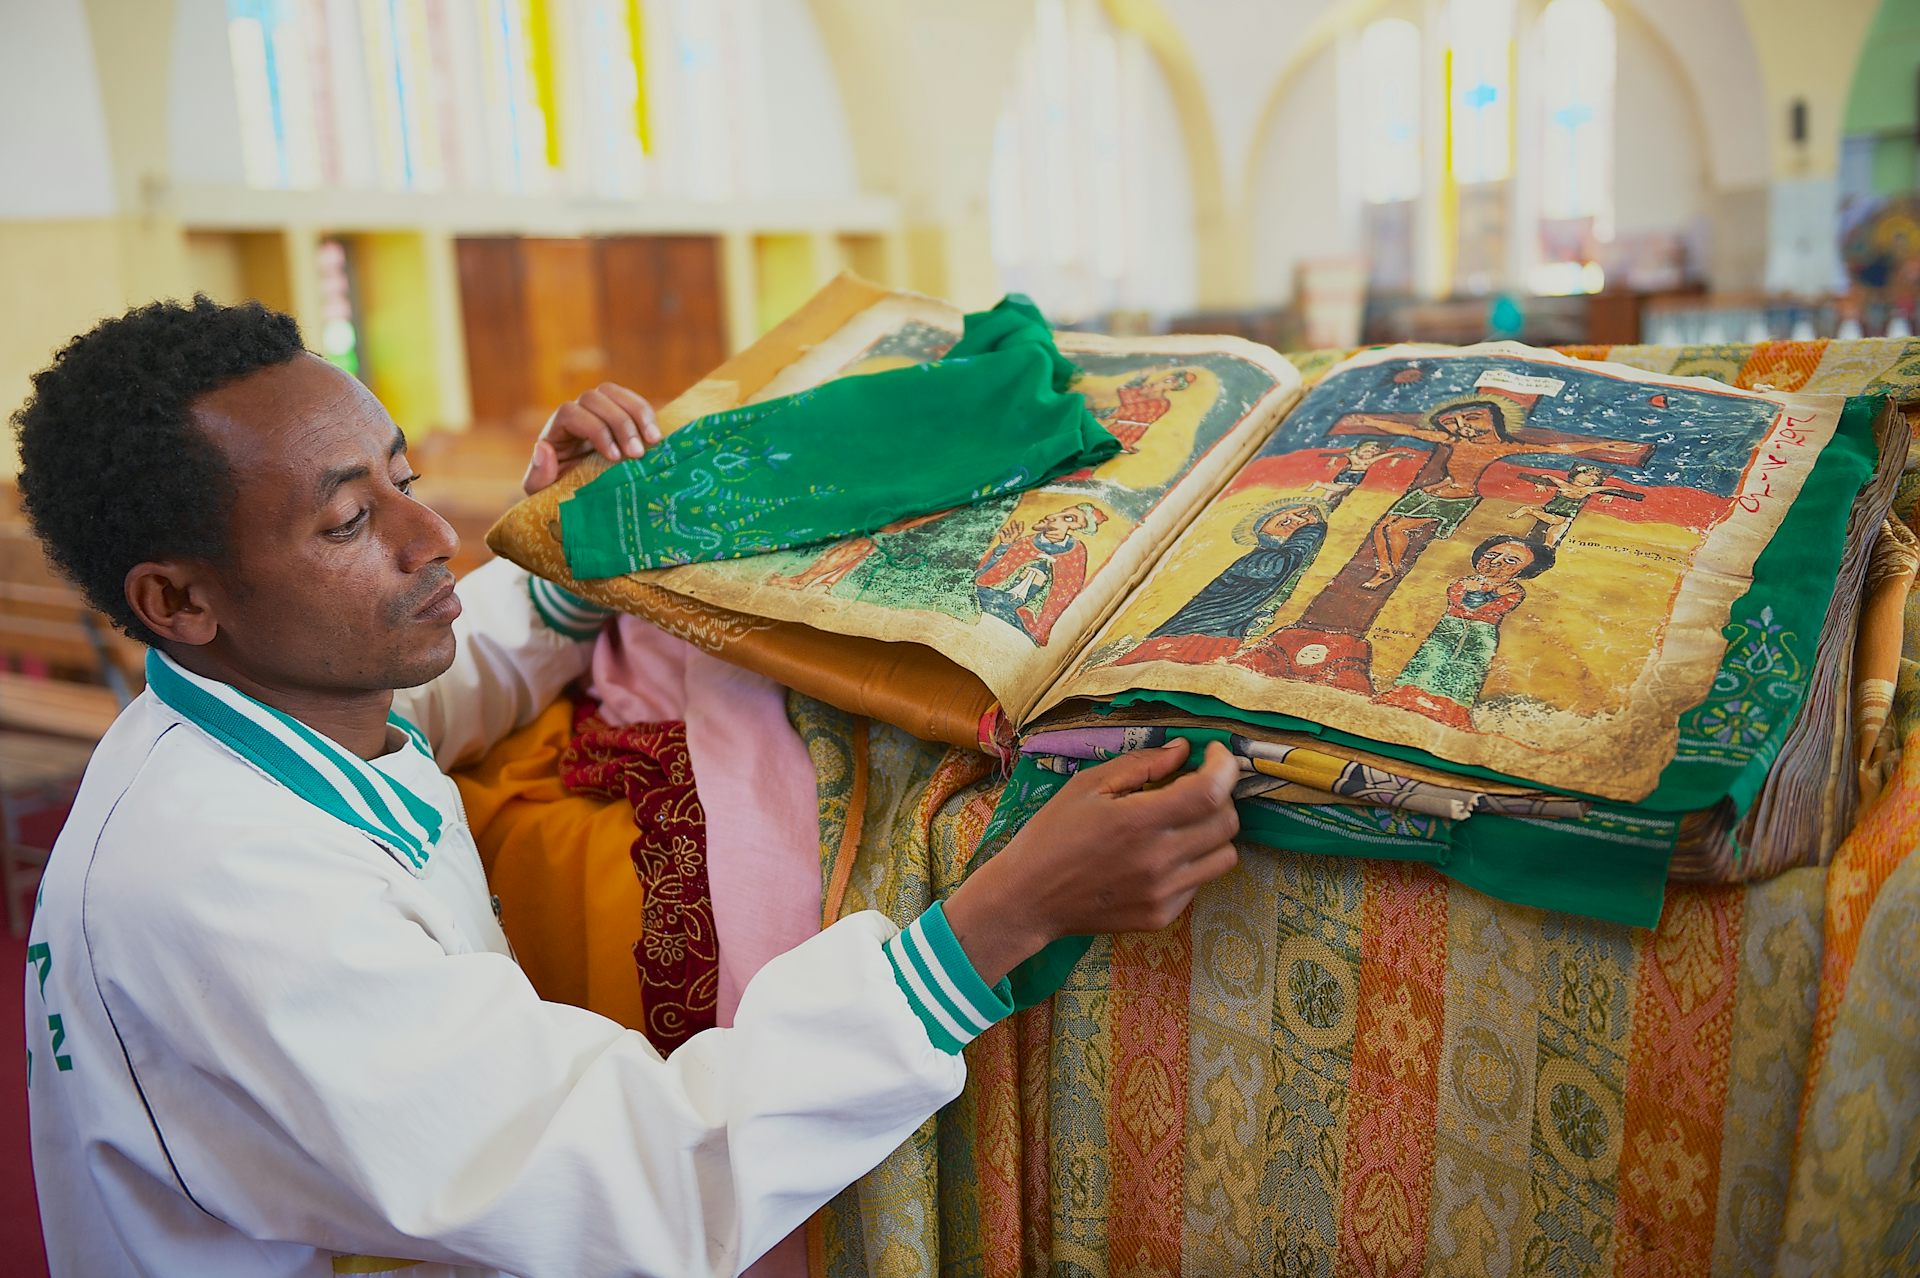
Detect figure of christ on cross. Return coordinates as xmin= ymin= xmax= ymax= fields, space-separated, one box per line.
xmin=1343 ymin=398 xmax=1651 ymax=589
xmin=1231 ymin=391 xmax=1652 ymax=694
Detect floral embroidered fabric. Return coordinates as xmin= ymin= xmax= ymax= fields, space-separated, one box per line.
xmin=560 ymin=699 xmax=718 ymax=1054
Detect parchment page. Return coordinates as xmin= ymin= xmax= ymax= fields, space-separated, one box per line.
xmin=633 ymin=291 xmax=1303 ymax=722
xmin=1035 ymin=342 xmax=1848 ymax=801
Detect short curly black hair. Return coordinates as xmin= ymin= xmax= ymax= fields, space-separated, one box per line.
xmin=13 ymin=296 xmax=306 ymax=646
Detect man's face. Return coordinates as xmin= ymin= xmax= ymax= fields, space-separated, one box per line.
xmin=1435 ymin=406 xmax=1495 ymax=439
xmin=1473 ymin=541 xmax=1536 ymax=582
xmin=1033 ymin=510 xmax=1088 ymax=542
xmin=187 ymin=354 xmax=461 ymax=694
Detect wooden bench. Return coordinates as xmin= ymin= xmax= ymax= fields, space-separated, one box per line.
xmin=0 ymin=500 xmax=139 ymax=934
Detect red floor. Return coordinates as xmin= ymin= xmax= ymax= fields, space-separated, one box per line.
xmin=0 ymin=932 xmax=50 ymax=1277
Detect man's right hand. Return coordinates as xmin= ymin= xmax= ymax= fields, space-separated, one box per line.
xmin=941 ymin=740 xmax=1241 ymax=986
xmin=522 ymin=382 xmax=661 ymax=495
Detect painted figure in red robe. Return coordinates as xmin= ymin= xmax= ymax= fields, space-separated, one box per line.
xmin=1094 ymin=369 xmax=1197 ymax=453
xmin=974 ymin=502 xmax=1109 ymax=645
xmin=1374 ymin=534 xmax=1555 ymax=729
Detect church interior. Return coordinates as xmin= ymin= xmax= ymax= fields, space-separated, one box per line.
xmin=4 ymin=1 xmax=1920 ymax=1274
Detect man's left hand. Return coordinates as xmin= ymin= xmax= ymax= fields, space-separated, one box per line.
xmin=522 ymin=382 xmax=663 ymax=495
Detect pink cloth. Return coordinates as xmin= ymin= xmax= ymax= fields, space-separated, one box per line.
xmin=588 ymin=616 xmax=824 ymax=1023
xmin=589 ymin=617 xmax=823 ymax=1278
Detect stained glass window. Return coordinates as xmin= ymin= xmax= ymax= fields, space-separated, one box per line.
xmin=220 ymin=0 xmax=738 ymax=198
xmin=1537 ymin=0 xmax=1612 ymax=221
xmin=1447 ymin=0 xmax=1512 ymax=185
xmin=1359 ymin=19 xmax=1421 ymax=205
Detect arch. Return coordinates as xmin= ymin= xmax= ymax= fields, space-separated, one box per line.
xmin=1236 ymin=0 xmax=1397 ymax=219
xmin=1096 ymin=0 xmax=1230 ymax=304
xmin=1240 ymin=0 xmax=1766 ymax=223
xmin=1609 ymin=0 xmax=1766 ymax=188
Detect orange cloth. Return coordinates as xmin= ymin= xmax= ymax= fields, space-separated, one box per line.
xmin=453 ymin=697 xmax=649 ymax=1031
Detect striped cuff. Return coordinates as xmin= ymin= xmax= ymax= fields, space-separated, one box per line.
xmin=882 ymin=901 xmax=1015 ymax=1055
xmin=528 ymin=575 xmax=615 ymax=641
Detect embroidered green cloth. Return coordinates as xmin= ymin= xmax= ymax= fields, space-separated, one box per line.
xmin=559 ymin=296 xmax=1120 ymax=580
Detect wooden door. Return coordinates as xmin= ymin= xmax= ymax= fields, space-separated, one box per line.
xmin=520 ymin=237 xmax=610 ymax=415
xmin=453 ymin=238 xmax=530 ymax=428
xmin=597 ymin=235 xmax=726 ymax=405
xmin=455 ymin=235 xmax=727 ymax=427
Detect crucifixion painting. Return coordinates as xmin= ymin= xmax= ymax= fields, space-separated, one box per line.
xmin=1235 ymin=368 xmax=1653 ymax=694
xmin=1073 ymin=347 xmax=1823 ymax=786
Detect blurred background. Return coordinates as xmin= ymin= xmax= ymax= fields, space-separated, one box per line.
xmin=1 ymin=1 xmax=1919 ymax=1268
xmin=7 ymin=0 xmax=1920 ymax=457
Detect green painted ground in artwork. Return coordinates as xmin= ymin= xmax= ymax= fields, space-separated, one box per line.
xmin=807 ymin=345 xmax=1287 ymax=625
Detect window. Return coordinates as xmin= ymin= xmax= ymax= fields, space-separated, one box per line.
xmin=990 ymin=0 xmax=1128 ymax=322
xmin=1537 ymin=0 xmax=1612 ymax=223
xmin=1358 ymin=19 xmax=1421 ymax=205
xmin=989 ymin=0 xmax=1193 ymax=323
xmin=221 ymin=0 xmax=766 ymax=199
xmin=1327 ymin=0 xmax=1624 ymax=297
xmin=1447 ymin=0 xmax=1513 ymax=186
xmin=1530 ymin=0 xmax=1613 ymax=293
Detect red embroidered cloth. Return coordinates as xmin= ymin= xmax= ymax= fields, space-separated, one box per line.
xmin=560 ymin=698 xmax=718 ymax=1054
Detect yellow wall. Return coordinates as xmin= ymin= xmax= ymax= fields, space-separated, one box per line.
xmin=1739 ymin=0 xmax=1883 ymax=178
xmin=0 ymin=221 xmax=160 ymax=474
xmin=754 ymin=235 xmax=822 ymax=337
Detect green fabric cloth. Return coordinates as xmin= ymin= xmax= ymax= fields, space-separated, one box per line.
xmin=559 ymin=295 xmax=1120 ymax=579
xmin=1056 ymin=395 xmax=1886 ymax=926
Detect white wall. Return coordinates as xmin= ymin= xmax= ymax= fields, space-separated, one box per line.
xmin=0 ymin=0 xmax=116 ymax=217
xmin=1248 ymin=39 xmax=1351 ymax=305
xmin=758 ymin=0 xmax=860 ymax=198
xmin=1159 ymin=0 xmax=1345 ymax=206
xmin=1124 ymin=35 xmax=1199 ymax=315
xmin=1612 ymin=9 xmax=1707 ymax=236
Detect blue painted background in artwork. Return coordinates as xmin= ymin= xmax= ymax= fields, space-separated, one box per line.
xmin=1266 ymin=355 xmax=1785 ymax=498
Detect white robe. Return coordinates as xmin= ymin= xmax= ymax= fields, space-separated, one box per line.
xmin=26 ymin=559 xmax=994 ymax=1278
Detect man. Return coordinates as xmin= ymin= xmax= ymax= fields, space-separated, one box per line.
xmin=17 ymin=298 xmax=1240 ymax=1277
xmin=1324 ymin=396 xmax=1645 ymax=590
xmin=973 ymin=501 xmax=1108 ymax=645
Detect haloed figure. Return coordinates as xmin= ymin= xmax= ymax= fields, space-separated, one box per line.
xmin=1376 ymin=535 xmax=1556 ymax=730
xmin=1118 ymin=501 xmax=1328 ymax=666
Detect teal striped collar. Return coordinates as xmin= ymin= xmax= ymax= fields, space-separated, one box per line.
xmin=144 ymin=649 xmax=444 ymax=876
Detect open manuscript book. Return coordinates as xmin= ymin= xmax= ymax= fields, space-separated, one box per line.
xmin=490 ymin=276 xmax=1901 ymax=881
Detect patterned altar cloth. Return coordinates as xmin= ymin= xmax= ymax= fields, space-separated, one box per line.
xmin=798 ymin=338 xmax=1920 ymax=1278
